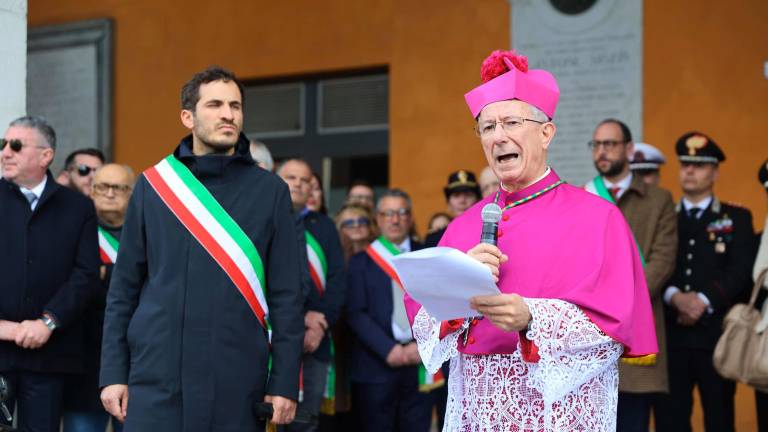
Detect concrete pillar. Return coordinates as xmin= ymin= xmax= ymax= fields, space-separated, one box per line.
xmin=0 ymin=0 xmax=26 ymax=128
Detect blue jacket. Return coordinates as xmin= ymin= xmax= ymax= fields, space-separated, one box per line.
xmin=346 ymin=239 xmax=423 ymax=383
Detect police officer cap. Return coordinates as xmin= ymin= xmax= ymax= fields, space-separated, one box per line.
xmin=675 ymin=132 xmax=725 ymax=164
xmin=444 ymin=170 xmax=481 ymax=200
xmin=759 ymin=159 xmax=768 ymax=191
xmin=630 ymin=142 xmax=666 ymax=171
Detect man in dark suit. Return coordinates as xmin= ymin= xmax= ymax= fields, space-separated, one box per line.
xmin=0 ymin=115 xmax=100 ymax=432
xmin=277 ymin=159 xmax=346 ymax=431
xmin=655 ymin=132 xmax=756 ymax=432
xmin=347 ymin=189 xmax=432 ymax=432
xmin=99 ymin=67 xmax=304 ymax=431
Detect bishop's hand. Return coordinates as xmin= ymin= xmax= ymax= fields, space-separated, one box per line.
xmin=470 ymin=293 xmax=531 ymax=332
xmin=467 ymin=243 xmax=508 ymax=283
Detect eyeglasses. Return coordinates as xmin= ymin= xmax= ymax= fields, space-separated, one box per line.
xmin=0 ymin=138 xmax=48 ymax=152
xmin=71 ymin=164 xmax=100 ymax=177
xmin=340 ymin=217 xmax=370 ymax=229
xmin=587 ymin=140 xmax=627 ymax=151
xmin=378 ymin=208 xmax=411 ymax=219
xmin=474 ymin=116 xmax=545 ymax=137
xmin=93 ymin=182 xmax=132 ymax=195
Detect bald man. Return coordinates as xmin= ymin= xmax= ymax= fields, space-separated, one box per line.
xmin=62 ymin=164 xmax=135 ymax=432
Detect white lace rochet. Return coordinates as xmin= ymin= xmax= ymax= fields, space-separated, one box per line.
xmin=412 ymin=298 xmax=623 ymax=431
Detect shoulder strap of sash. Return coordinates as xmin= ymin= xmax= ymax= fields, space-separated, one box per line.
xmin=586 ymin=175 xmax=616 ymax=204
xmin=143 ymin=155 xmax=269 ymax=328
xmin=98 ymin=226 xmax=119 ymax=264
xmin=365 ymin=237 xmax=404 ymax=289
xmin=305 ymin=230 xmax=327 ymax=295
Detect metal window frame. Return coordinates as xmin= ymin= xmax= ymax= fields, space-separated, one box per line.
xmin=27 ymin=18 xmax=113 ymax=163
xmin=244 ymin=82 xmax=306 ymax=139
xmin=316 ymin=74 xmax=389 ymax=135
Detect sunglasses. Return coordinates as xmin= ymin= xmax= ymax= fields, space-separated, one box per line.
xmin=71 ymin=164 xmax=99 ymax=177
xmin=340 ymin=217 xmax=370 ymax=229
xmin=0 ymin=138 xmax=47 ymax=152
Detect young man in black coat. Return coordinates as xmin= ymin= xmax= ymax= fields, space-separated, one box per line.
xmin=0 ymin=115 xmax=100 ymax=432
xmin=277 ymin=159 xmax=346 ymax=431
xmin=99 ymin=67 xmax=304 ymax=432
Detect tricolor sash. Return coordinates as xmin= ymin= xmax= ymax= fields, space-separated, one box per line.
xmin=98 ymin=227 xmax=119 ymax=264
xmin=366 ymin=237 xmax=445 ymax=392
xmin=305 ymin=231 xmax=327 ymax=294
xmin=303 ymin=230 xmax=337 ymax=413
xmin=144 ymin=155 xmax=270 ymax=329
xmin=585 ymin=175 xmax=655 ymax=366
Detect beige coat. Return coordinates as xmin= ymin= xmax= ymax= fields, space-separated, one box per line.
xmin=615 ymin=175 xmax=678 ymax=393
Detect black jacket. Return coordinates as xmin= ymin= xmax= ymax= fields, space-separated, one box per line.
xmin=0 ymin=174 xmax=100 ymax=374
xmin=664 ymin=197 xmax=756 ymax=349
xmin=64 ymin=222 xmax=122 ymax=411
xmin=100 ymin=135 xmax=304 ymax=432
xmin=300 ymin=210 xmax=346 ymax=362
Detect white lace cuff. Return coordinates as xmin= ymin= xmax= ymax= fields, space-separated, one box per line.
xmin=522 ymin=298 xmax=623 ymax=404
xmin=411 ymin=307 xmax=468 ymax=374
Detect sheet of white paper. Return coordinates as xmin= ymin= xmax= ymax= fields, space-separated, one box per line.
xmin=390 ymin=247 xmax=500 ymax=321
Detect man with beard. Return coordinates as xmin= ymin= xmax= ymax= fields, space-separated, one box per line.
xmin=585 ymin=119 xmax=677 ymax=432
xmin=100 ymin=67 xmax=303 ymax=432
xmin=60 ymin=148 xmax=104 ymax=196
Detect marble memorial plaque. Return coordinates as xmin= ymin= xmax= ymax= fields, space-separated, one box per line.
xmin=511 ymin=0 xmax=643 ymax=186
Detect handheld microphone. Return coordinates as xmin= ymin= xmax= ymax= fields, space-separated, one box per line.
xmin=480 ymin=203 xmax=503 ymax=246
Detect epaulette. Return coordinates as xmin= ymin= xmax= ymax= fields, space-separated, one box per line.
xmin=722 ymin=201 xmax=748 ymax=209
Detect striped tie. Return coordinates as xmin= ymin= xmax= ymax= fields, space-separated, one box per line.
xmin=22 ymin=191 xmax=37 ymax=209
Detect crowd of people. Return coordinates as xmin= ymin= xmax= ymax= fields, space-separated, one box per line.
xmin=0 ymin=54 xmax=767 ymax=432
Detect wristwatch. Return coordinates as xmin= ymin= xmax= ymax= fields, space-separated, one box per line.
xmin=40 ymin=315 xmax=57 ymax=331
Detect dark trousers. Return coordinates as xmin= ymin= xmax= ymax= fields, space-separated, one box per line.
xmin=757 ymin=389 xmax=768 ymax=432
xmin=617 ymin=392 xmax=653 ymax=432
xmin=654 ymin=347 xmax=735 ymax=432
xmin=282 ymin=354 xmax=329 ymax=432
xmin=0 ymin=371 xmax=64 ymax=432
xmin=352 ymin=367 xmax=431 ymax=432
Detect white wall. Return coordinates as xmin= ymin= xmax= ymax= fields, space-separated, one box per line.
xmin=0 ymin=0 xmax=27 ymax=129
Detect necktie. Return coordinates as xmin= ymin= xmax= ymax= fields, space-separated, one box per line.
xmin=609 ymin=187 xmax=621 ymax=202
xmin=687 ymin=207 xmax=702 ymax=219
xmin=22 ymin=191 xmax=37 ymax=209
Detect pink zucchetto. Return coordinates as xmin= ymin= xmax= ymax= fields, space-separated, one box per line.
xmin=464 ymin=50 xmax=560 ymax=119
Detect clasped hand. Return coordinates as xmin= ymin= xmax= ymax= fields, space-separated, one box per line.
xmin=671 ymin=292 xmax=707 ymax=326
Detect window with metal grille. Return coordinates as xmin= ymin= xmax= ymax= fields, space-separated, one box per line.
xmin=243 ymin=83 xmax=304 ymax=138
xmin=317 ymin=74 xmax=388 ymax=134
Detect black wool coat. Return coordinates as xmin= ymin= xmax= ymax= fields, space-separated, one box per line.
xmin=100 ymin=135 xmax=304 ymax=432
xmin=0 ymin=174 xmax=100 ymax=374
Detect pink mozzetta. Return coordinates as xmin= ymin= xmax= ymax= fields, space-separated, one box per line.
xmin=464 ymin=56 xmax=560 ymax=119
xmin=403 ymin=169 xmax=658 ymax=358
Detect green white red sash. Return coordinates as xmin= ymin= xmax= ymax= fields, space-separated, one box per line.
xmin=585 ymin=175 xmax=655 ymax=366
xmin=98 ymin=227 xmax=119 ymax=264
xmin=305 ymin=231 xmax=327 ymax=294
xmin=301 ymin=229 xmax=337 ymax=411
xmin=366 ymin=236 xmax=445 ymax=392
xmin=143 ymin=155 xmax=269 ymax=329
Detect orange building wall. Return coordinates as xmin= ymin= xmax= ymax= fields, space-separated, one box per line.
xmin=28 ymin=1 xmax=766 ymax=430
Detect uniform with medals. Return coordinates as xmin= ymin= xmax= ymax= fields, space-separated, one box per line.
xmin=655 ymin=133 xmax=757 ymax=432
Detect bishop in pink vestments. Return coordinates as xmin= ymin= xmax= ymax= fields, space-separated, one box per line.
xmin=403 ymin=50 xmax=657 ymax=431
